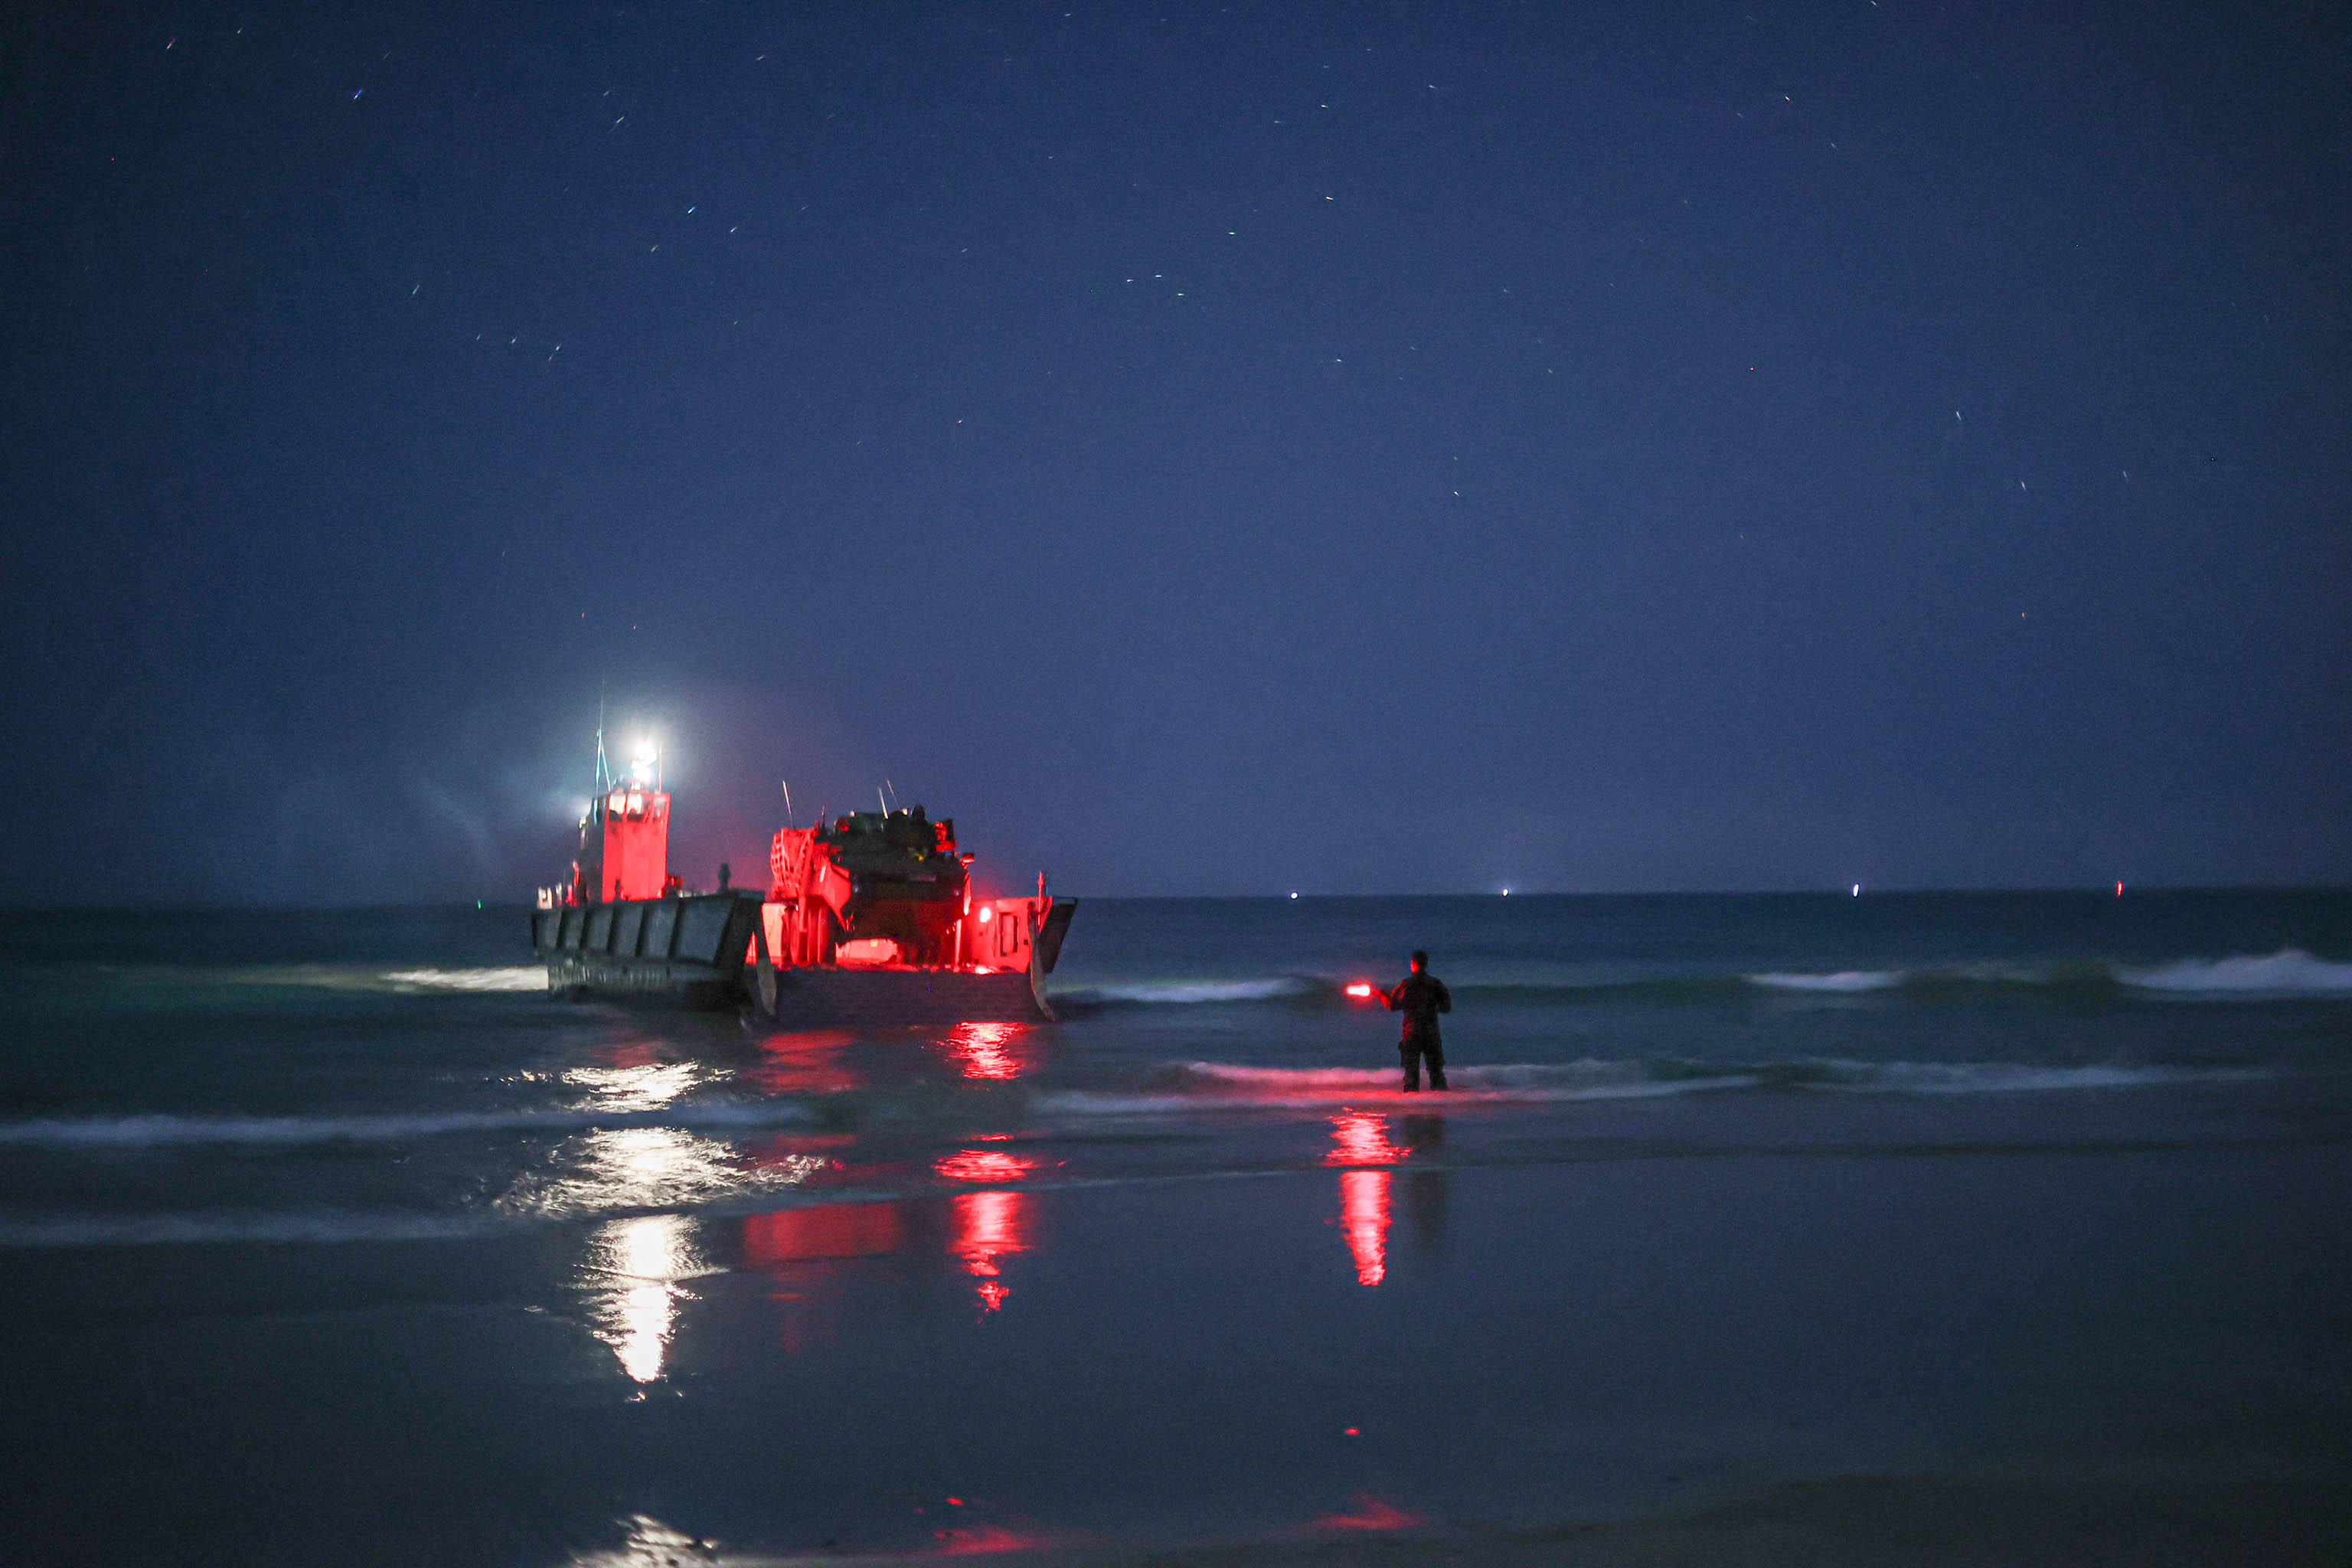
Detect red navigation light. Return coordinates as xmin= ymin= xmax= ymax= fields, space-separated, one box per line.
xmin=1344 ymin=982 xmax=1375 ymax=999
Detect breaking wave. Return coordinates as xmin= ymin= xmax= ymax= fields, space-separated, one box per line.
xmin=1052 ymin=952 xmax=2352 ymax=1011
xmin=380 ymin=966 xmax=547 ymax=993
xmin=1746 ymin=970 xmax=1903 ymax=992
xmin=2118 ymin=949 xmax=2352 ymax=997
xmin=1054 ymin=978 xmax=1317 ymax=1007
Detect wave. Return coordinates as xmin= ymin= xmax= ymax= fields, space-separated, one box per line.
xmin=0 ymin=1210 xmax=518 ymax=1248
xmin=1772 ymin=1060 xmax=2250 ymax=1094
xmin=0 ymin=1101 xmax=817 ymax=1149
xmin=2118 ymin=949 xmax=2352 ymax=997
xmin=379 ymin=966 xmax=547 ymax=993
xmin=1033 ymin=1055 xmax=2265 ymax=1118
xmin=1746 ymin=970 xmax=1903 ymax=992
xmin=1052 ymin=978 xmax=1317 ymax=1007
xmin=1036 ymin=1060 xmax=1761 ymax=1116
xmin=1044 ymin=951 xmax=2352 ymax=1011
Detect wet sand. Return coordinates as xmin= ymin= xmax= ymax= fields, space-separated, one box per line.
xmin=637 ymin=1469 xmax=2352 ymax=1567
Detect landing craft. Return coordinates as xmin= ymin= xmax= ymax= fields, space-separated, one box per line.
xmin=530 ymin=737 xmax=1074 ymax=1024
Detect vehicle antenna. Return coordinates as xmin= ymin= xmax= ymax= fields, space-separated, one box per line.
xmin=877 ymin=785 xmax=890 ymax=815
xmin=781 ymin=779 xmax=794 ymax=828
xmin=884 ymin=778 xmax=900 ymax=812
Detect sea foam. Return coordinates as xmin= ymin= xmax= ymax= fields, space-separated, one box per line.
xmin=1746 ymin=970 xmax=1903 ymax=992
xmin=380 ymin=966 xmax=548 ymax=993
xmin=2119 ymin=949 xmax=2352 ymax=998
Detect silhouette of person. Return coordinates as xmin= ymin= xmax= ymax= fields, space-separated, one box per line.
xmin=1386 ymin=950 xmax=1452 ymax=1092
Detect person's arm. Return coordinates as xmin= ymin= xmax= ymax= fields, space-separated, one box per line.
xmin=1435 ymin=979 xmax=1452 ymax=1013
xmin=1385 ymin=981 xmax=1404 ymax=1010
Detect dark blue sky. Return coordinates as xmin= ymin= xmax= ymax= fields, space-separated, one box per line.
xmin=5 ymin=0 xmax=2347 ymax=902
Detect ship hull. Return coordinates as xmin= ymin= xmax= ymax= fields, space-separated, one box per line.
xmin=531 ymin=893 xmax=763 ymax=1011
xmin=764 ymin=965 xmax=1051 ymax=1027
xmin=531 ymin=892 xmax=1067 ymax=1023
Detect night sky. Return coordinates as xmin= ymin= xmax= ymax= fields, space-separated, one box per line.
xmin=5 ymin=0 xmax=2347 ymax=903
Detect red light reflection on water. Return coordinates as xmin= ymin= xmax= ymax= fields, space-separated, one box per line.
xmin=742 ymin=1200 xmax=906 ymax=1351
xmin=742 ymin=1203 xmax=903 ymax=1266
xmin=951 ymin=1190 xmax=1032 ymax=1312
xmin=934 ymin=1149 xmax=1038 ymax=1183
xmin=1338 ymin=1171 xmax=1391 ymax=1286
xmin=1328 ymin=1113 xmax=1402 ymax=1286
xmin=941 ymin=1021 xmax=1034 ymax=1080
xmin=746 ymin=1031 xmax=861 ymax=1096
xmin=933 ymin=1524 xmax=1044 ymax=1555
xmin=1319 ymin=1494 xmax=1423 ymax=1531
xmin=595 ymin=1040 xmax=663 ymax=1069
xmin=1326 ymin=1111 xmax=1406 ymax=1166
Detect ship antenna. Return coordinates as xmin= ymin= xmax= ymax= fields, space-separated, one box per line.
xmin=781 ymin=779 xmax=795 ymax=828
xmin=877 ymin=785 xmax=890 ymax=815
xmin=885 ymin=778 xmax=900 ymax=812
xmin=593 ymin=688 xmax=611 ymax=795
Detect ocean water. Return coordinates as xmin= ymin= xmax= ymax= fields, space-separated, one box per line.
xmin=3 ymin=892 xmax=2350 ymax=1564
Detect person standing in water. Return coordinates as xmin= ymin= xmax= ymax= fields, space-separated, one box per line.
xmin=1386 ymin=950 xmax=1452 ymax=1092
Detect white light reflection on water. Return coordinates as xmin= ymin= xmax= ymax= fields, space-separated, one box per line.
xmin=505 ymin=1058 xmax=826 ymax=1219
xmin=517 ymin=1125 xmax=770 ymax=1215
xmin=586 ymin=1214 xmax=710 ymax=1383
xmin=562 ymin=1512 xmax=718 ymax=1565
xmin=534 ymin=1054 xmax=835 ymax=1382
xmin=564 ymin=1060 xmax=709 ymax=1112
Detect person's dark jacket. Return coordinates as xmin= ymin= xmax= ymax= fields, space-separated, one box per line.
xmin=1386 ymin=972 xmax=1452 ymax=1045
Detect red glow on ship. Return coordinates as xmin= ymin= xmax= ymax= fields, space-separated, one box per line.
xmin=950 ymin=1189 xmax=1032 ymax=1312
xmin=1338 ymin=1170 xmax=1392 ymax=1286
xmin=533 ymin=730 xmax=1076 ymax=1026
xmin=1326 ymin=1111 xmax=1406 ymax=1166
